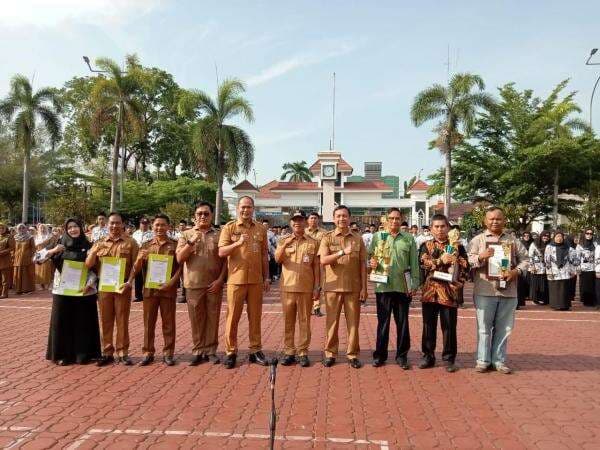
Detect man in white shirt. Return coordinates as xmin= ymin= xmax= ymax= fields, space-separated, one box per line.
xmin=91 ymin=212 xmax=109 ymax=243
xmin=415 ymin=226 xmax=433 ymax=249
xmin=132 ymin=217 xmax=154 ymax=302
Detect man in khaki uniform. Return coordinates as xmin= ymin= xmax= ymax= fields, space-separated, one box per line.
xmin=319 ymin=205 xmax=367 ymax=369
xmin=128 ymin=214 xmax=181 ymax=366
xmin=0 ymin=223 xmax=15 ymax=298
xmin=86 ymin=212 xmax=139 ymax=366
xmin=274 ymin=211 xmax=320 ymax=367
xmin=218 ymin=196 xmax=270 ymax=369
xmin=176 ymin=202 xmax=226 ymax=366
xmin=306 ymin=212 xmax=327 ymax=317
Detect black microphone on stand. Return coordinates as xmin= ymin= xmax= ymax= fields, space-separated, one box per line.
xmin=269 ymin=357 xmax=278 ymax=450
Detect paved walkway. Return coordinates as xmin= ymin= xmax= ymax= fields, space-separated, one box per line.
xmin=0 ymin=283 xmax=599 ymax=449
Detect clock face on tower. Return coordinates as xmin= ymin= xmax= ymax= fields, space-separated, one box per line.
xmin=322 ymin=164 xmax=336 ymax=178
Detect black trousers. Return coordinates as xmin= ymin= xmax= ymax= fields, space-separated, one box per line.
xmin=373 ymin=292 xmax=411 ymax=361
xmin=421 ymin=302 xmax=457 ymax=363
xmin=134 ymin=272 xmax=144 ymax=301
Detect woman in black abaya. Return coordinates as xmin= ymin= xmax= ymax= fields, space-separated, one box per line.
xmin=576 ymin=229 xmax=596 ymax=306
xmin=517 ymin=231 xmax=533 ymax=308
xmin=46 ymin=218 xmax=101 ymax=365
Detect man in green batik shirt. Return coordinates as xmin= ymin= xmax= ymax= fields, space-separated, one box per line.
xmin=368 ymin=207 xmax=420 ymax=369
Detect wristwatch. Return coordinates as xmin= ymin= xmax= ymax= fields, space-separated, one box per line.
xmin=186 ymin=240 xmax=195 ymax=247
xmin=338 ymin=249 xmax=345 ymax=257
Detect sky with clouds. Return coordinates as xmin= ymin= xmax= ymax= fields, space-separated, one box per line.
xmin=1 ymin=0 xmax=599 ymax=194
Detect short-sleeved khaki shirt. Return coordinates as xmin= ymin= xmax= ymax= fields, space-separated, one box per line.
xmin=318 ymin=229 xmax=366 ymax=293
xmin=0 ymin=233 xmax=15 ymax=270
xmin=91 ymin=234 xmax=139 ymax=278
xmin=135 ymin=237 xmax=179 ymax=298
xmin=277 ymin=234 xmax=319 ymax=293
xmin=176 ymin=227 xmax=223 ymax=289
xmin=306 ymin=227 xmax=327 ymax=244
xmin=218 ymin=220 xmax=267 ymax=285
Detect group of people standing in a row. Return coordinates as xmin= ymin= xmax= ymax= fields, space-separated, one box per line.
xmin=519 ymin=229 xmax=600 ymax=311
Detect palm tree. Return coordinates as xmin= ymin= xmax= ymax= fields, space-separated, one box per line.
xmin=528 ymin=81 xmax=590 ymax=227
xmin=179 ymin=79 xmax=254 ymax=225
xmin=402 ymin=175 xmax=417 ymax=198
xmin=0 ymin=75 xmax=61 ymax=223
xmin=280 ymin=161 xmax=312 ymax=182
xmin=89 ymin=55 xmax=143 ymax=212
xmin=410 ymin=73 xmax=495 ymax=216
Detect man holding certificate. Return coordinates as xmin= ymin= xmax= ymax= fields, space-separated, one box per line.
xmin=368 ymin=207 xmax=420 ymax=369
xmin=218 ymin=196 xmax=270 ymax=369
xmin=467 ymin=207 xmax=529 ymax=374
xmin=86 ymin=212 xmax=139 ymax=366
xmin=128 ymin=214 xmax=181 ymax=366
xmin=176 ymin=202 xmax=226 ymax=366
xmin=418 ymin=214 xmax=469 ymax=372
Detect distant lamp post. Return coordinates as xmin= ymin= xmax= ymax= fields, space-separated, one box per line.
xmin=585 ymin=48 xmax=600 ymax=129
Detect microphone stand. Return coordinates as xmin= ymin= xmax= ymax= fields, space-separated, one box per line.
xmin=269 ymin=357 xmax=278 ymax=450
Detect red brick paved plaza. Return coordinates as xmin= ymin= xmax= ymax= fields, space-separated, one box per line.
xmin=0 ymin=283 xmax=599 ymax=449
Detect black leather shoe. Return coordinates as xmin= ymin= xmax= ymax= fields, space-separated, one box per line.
xmin=163 ymin=356 xmax=175 ymax=366
xmin=248 ymin=351 xmax=268 ymax=366
xmin=322 ymin=357 xmax=335 ymax=367
xmin=372 ymin=358 xmax=384 ymax=367
xmin=224 ymin=354 xmax=237 ymax=369
xmin=96 ymin=356 xmax=114 ymax=367
xmin=57 ymin=359 xmax=72 ymax=366
xmin=120 ymin=356 xmax=133 ymax=366
xmin=314 ymin=307 xmax=324 ymax=317
xmin=281 ymin=355 xmax=296 ymax=366
xmin=419 ymin=358 xmax=435 ymax=369
xmin=177 ymin=298 xmax=187 ymax=304
xmin=207 ymin=354 xmax=221 ymax=364
xmin=189 ymin=355 xmax=204 ymax=366
xmin=396 ymin=356 xmax=410 ymax=370
xmin=446 ymin=362 xmax=459 ymax=373
xmin=298 ymin=356 xmax=310 ymax=367
xmin=139 ymin=355 xmax=154 ymax=366
xmin=349 ymin=358 xmax=363 ymax=369
xmin=133 ymin=298 xmax=143 ymax=303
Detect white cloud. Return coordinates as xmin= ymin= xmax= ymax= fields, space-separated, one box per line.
xmin=245 ymin=38 xmax=364 ymax=87
xmin=1 ymin=0 xmax=166 ymax=27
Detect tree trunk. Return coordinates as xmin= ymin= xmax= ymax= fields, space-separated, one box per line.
xmin=444 ymin=147 xmax=452 ymax=218
xmin=21 ymin=146 xmax=30 ymax=224
xmin=120 ymin=143 xmax=126 ymax=204
xmin=215 ymin=171 xmax=223 ymax=227
xmin=110 ymin=103 xmax=123 ymax=212
xmin=552 ymin=167 xmax=559 ymax=228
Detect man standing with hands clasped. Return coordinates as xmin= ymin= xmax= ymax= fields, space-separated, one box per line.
xmin=86 ymin=212 xmax=139 ymax=366
xmin=467 ymin=207 xmax=529 ymax=374
xmin=218 ymin=196 xmax=270 ymax=369
xmin=176 ymin=202 xmax=226 ymax=365
xmin=128 ymin=214 xmax=181 ymax=366
xmin=319 ymin=205 xmax=367 ymax=369
xmin=274 ymin=210 xmax=320 ymax=367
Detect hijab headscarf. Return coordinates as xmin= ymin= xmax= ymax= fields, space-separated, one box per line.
xmin=520 ymin=232 xmax=533 ymax=250
xmin=550 ymin=231 xmax=570 ymax=268
xmin=53 ymin=218 xmax=91 ymax=272
xmin=34 ymin=223 xmax=52 ymax=245
xmin=579 ymin=230 xmax=595 ymax=251
xmin=535 ymin=231 xmax=551 ymax=253
xmin=14 ymin=223 xmax=32 ymax=242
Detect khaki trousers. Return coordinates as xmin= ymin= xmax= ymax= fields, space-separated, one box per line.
xmin=98 ymin=292 xmax=131 ymax=357
xmin=187 ymin=288 xmax=222 ymax=356
xmin=281 ymin=292 xmax=312 ymax=356
xmin=312 ymin=266 xmax=325 ymax=312
xmin=142 ymin=295 xmax=176 ymax=357
xmin=0 ymin=267 xmax=10 ymax=297
xmin=225 ymin=283 xmax=263 ymax=355
xmin=324 ymin=291 xmax=360 ymax=359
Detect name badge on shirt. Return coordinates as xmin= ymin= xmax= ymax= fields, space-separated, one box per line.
xmin=252 ymin=242 xmax=260 ymax=253
xmin=302 ymin=254 xmax=310 ymax=263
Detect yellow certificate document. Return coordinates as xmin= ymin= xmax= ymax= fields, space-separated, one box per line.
xmin=145 ymin=254 xmax=173 ymax=289
xmin=99 ymin=257 xmax=126 ymax=292
xmin=54 ymin=260 xmax=88 ymax=296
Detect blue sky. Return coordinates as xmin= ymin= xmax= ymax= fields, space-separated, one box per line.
xmin=1 ymin=0 xmax=599 ymax=194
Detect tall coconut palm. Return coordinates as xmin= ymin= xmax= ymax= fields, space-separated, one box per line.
xmin=0 ymin=75 xmax=61 ymax=223
xmin=89 ymin=55 xmax=143 ymax=211
xmin=410 ymin=73 xmax=495 ymax=216
xmin=280 ymin=161 xmax=312 ymax=182
xmin=179 ymin=79 xmax=254 ymax=225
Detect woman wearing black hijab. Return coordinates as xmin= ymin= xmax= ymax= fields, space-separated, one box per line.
xmin=517 ymin=232 xmax=533 ymax=308
xmin=529 ymin=231 xmax=551 ymax=305
xmin=576 ymin=229 xmax=596 ymax=306
xmin=46 ymin=218 xmax=101 ymax=365
xmin=545 ymin=231 xmax=579 ymax=311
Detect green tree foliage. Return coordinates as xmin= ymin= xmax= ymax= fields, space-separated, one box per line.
xmin=280 ymin=161 xmax=312 ymax=182
xmin=403 ymin=175 xmax=417 ymax=198
xmin=411 ymin=73 xmax=495 ymax=216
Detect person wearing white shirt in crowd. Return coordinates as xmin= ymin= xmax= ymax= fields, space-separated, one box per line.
xmin=529 ymin=231 xmax=551 ymax=305
xmin=132 ymin=218 xmax=154 ymax=303
xmin=575 ymin=228 xmax=596 ymax=307
xmin=595 ymin=239 xmax=600 ymax=310
xmin=362 ymin=227 xmax=373 ymax=250
xmin=545 ymin=231 xmax=580 ymax=311
xmin=415 ymin=226 xmax=433 ymax=249
xmin=91 ymin=212 xmax=109 ymax=243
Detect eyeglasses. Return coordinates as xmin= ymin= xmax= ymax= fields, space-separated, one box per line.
xmin=585 ymin=232 xmax=593 ymax=235
xmin=195 ymin=212 xmax=210 ymax=217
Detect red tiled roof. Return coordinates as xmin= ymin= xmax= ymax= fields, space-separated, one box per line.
xmin=432 ymin=202 xmax=476 ymax=221
xmin=232 ymin=180 xmax=258 ymax=191
xmin=271 ymin=182 xmax=319 ymax=191
xmin=256 ymin=180 xmax=281 ymax=198
xmin=408 ymin=180 xmax=430 ymax=191
xmin=309 ymin=158 xmax=353 ymax=173
xmin=342 ymin=181 xmax=391 ymax=190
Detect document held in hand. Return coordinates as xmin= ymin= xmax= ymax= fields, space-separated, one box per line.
xmin=53 ymin=260 xmax=88 ymax=296
xmin=145 ymin=254 xmax=173 ymax=289
xmin=99 ymin=257 xmax=126 ymax=292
